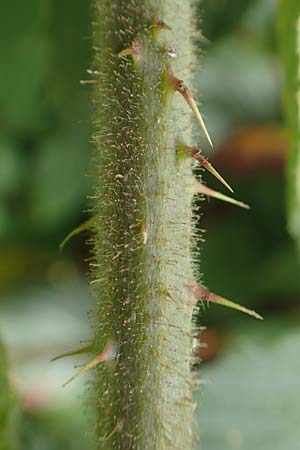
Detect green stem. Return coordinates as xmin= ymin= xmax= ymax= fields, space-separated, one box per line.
xmin=91 ymin=1 xmax=197 ymax=448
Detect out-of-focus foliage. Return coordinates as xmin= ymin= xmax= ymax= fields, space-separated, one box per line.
xmin=0 ymin=341 xmax=19 ymax=450
xmin=198 ymin=168 xmax=300 ymax=326
xmin=195 ymin=38 xmax=281 ymax=146
xmin=279 ymin=0 xmax=300 ymax=252
xmin=0 ymin=0 xmax=91 ymax=246
xmin=196 ymin=0 xmax=279 ymax=148
xmin=21 ymin=407 xmax=94 ymax=450
xmin=198 ymin=0 xmax=277 ymax=43
xmin=1 ymin=281 xmax=93 ymax=450
xmin=196 ymin=321 xmax=300 ymax=450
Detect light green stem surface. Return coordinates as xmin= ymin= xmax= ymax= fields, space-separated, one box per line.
xmin=91 ymin=1 xmax=198 ymax=448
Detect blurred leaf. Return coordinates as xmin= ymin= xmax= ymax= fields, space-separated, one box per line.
xmin=198 ymin=163 xmax=300 ymax=317
xmin=0 ymin=0 xmax=91 ymax=243
xmin=199 ymin=0 xmax=277 ymax=47
xmin=198 ymin=0 xmax=254 ymax=42
xmin=195 ymin=38 xmax=281 ymax=147
xmin=216 ymin=126 xmax=288 ymax=175
xmin=0 ymin=341 xmax=19 ymax=450
xmin=279 ymin=0 xmax=300 ymax=253
xmin=198 ymin=215 xmax=260 ymax=304
xmin=0 ymin=246 xmax=51 ymax=293
xmin=241 ymin=0 xmax=278 ymax=45
xmin=29 ymin=129 xmax=90 ymax=231
xmin=0 ymin=139 xmax=22 ymax=194
xmin=21 ymin=408 xmax=94 ymax=450
xmin=46 ymin=0 xmax=91 ymax=123
xmin=195 ymin=322 xmax=300 ymax=450
xmin=255 ymin=241 xmax=300 ymax=296
xmin=0 ymin=1 xmax=50 ymax=131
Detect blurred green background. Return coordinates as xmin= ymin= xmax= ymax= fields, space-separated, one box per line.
xmin=1 ymin=0 xmax=300 ymax=449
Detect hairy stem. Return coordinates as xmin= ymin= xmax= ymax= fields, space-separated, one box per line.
xmin=91 ymin=1 xmax=198 ymax=448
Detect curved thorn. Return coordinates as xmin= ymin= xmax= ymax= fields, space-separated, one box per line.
xmin=59 ymin=217 xmax=95 ymax=252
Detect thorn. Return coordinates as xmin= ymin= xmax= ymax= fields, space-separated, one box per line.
xmin=194 ymin=182 xmax=250 ymax=209
xmin=209 ymin=295 xmax=263 ymax=320
xmin=50 ymin=343 xmax=93 ymax=362
xmin=179 ymin=84 xmax=213 ymax=148
xmin=177 ymin=141 xmax=233 ymax=192
xmin=118 ymin=41 xmax=141 ymax=59
xmin=59 ymin=217 xmax=95 ymax=252
xmin=62 ymin=340 xmax=116 ymax=387
xmin=156 ymin=19 xmax=172 ymax=30
xmin=169 ymin=75 xmax=213 ymax=148
xmin=192 ymin=284 xmax=263 ymax=320
xmin=149 ymin=20 xmax=172 ymax=39
xmin=198 ymin=157 xmax=233 ymax=193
